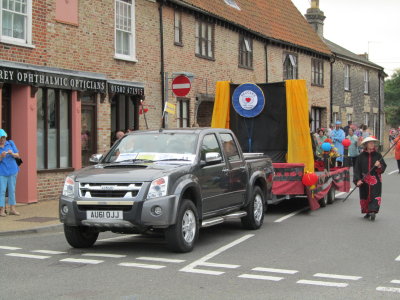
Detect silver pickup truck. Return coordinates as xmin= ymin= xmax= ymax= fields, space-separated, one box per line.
xmin=60 ymin=128 xmax=273 ymax=252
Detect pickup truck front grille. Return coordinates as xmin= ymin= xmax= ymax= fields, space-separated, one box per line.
xmin=79 ymin=182 xmax=142 ymax=199
xmin=77 ymin=205 xmax=132 ymax=211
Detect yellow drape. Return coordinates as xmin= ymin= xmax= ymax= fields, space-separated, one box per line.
xmin=211 ymin=81 xmax=230 ymax=128
xmin=286 ymin=80 xmax=314 ymax=173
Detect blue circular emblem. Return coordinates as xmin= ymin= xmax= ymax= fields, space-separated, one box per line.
xmin=232 ymin=83 xmax=265 ymax=118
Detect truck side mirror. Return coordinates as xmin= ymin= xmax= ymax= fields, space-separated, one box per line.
xmin=89 ymin=154 xmax=103 ymax=163
xmin=203 ymin=152 xmax=222 ymax=165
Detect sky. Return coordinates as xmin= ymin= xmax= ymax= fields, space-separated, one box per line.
xmin=290 ymin=0 xmax=400 ymax=79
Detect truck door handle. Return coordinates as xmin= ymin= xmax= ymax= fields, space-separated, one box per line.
xmin=222 ymin=168 xmax=230 ymax=173
xmin=239 ymin=165 xmax=246 ymax=170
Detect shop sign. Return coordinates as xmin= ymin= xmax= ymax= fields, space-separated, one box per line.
xmin=108 ymin=82 xmax=144 ymax=96
xmin=0 ymin=66 xmax=106 ymax=93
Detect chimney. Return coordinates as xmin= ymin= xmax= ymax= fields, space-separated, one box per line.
xmin=304 ymin=0 xmax=326 ymax=38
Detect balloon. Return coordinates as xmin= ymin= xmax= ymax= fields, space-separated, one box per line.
xmin=342 ymin=138 xmax=351 ymax=147
xmin=321 ymin=142 xmax=332 ymax=152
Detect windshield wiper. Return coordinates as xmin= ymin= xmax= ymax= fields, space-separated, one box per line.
xmin=156 ymin=158 xmax=191 ymax=162
xmin=107 ymin=158 xmax=155 ymax=164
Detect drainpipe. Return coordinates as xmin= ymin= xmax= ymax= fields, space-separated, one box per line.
xmin=329 ymin=54 xmax=336 ymax=125
xmin=264 ymin=42 xmax=269 ymax=83
xmin=159 ymin=0 xmax=166 ymax=128
xmin=378 ymin=71 xmax=382 ymax=141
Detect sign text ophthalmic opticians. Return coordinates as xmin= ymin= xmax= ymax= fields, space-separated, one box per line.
xmin=0 ymin=66 xmax=106 ymax=93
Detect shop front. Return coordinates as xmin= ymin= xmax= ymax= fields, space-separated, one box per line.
xmin=0 ymin=60 xmax=145 ymax=203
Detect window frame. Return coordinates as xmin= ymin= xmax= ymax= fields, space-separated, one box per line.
xmin=195 ymin=19 xmax=214 ymax=60
xmin=311 ymin=107 xmax=322 ymax=133
xmin=311 ymin=58 xmax=324 ymax=86
xmin=238 ymin=35 xmax=253 ymax=69
xmin=176 ymin=98 xmax=190 ymax=128
xmin=114 ymin=0 xmax=137 ymax=62
xmin=174 ymin=10 xmax=183 ymax=46
xmin=344 ymin=64 xmax=351 ymax=91
xmin=364 ymin=70 xmax=369 ymax=94
xmin=0 ymin=0 xmax=33 ymax=47
xmin=37 ymin=88 xmax=72 ymax=171
xmin=283 ymin=52 xmax=298 ymax=80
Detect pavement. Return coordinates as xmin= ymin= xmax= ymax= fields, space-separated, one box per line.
xmin=0 ymin=199 xmax=62 ymax=236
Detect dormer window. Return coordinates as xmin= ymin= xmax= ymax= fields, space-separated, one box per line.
xmin=223 ymin=0 xmax=240 ymax=10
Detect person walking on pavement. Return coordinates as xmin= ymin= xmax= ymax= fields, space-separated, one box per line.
xmin=0 ymin=129 xmax=20 ymax=217
xmin=331 ymin=121 xmax=345 ymax=167
xmin=394 ymin=134 xmax=400 ymax=174
xmin=353 ymin=136 xmax=386 ymax=221
xmin=347 ymin=128 xmax=360 ymax=167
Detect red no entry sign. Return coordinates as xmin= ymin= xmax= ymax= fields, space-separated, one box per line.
xmin=172 ymin=75 xmax=191 ymax=97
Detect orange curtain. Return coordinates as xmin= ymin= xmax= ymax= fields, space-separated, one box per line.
xmin=285 ymin=80 xmax=314 ymax=173
xmin=211 ymin=81 xmax=230 ymax=128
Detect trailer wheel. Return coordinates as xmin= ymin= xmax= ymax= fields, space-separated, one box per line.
xmin=241 ymin=186 xmax=265 ymax=230
xmin=319 ymin=193 xmax=328 ymax=207
xmin=327 ymin=187 xmax=336 ymax=204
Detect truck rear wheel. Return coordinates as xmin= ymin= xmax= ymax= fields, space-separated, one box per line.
xmin=64 ymin=224 xmax=99 ymax=248
xmin=165 ymin=199 xmax=199 ymax=253
xmin=241 ymin=186 xmax=265 ymax=230
xmin=319 ymin=193 xmax=328 ymax=207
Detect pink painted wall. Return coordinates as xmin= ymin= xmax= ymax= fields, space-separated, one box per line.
xmin=71 ymin=91 xmax=82 ymax=170
xmin=11 ymin=85 xmax=37 ymax=203
xmin=55 ymin=0 xmax=78 ymax=26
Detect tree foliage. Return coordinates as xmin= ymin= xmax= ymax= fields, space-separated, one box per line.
xmin=384 ymin=69 xmax=400 ymax=127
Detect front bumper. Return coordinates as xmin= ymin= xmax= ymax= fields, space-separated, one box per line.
xmin=59 ymin=194 xmax=179 ymax=230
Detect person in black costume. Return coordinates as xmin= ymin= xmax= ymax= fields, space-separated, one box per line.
xmin=353 ymin=137 xmax=387 ymax=221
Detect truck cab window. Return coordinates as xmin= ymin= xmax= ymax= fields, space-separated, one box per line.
xmin=220 ymin=133 xmax=240 ymax=161
xmin=201 ymin=134 xmax=222 ymax=160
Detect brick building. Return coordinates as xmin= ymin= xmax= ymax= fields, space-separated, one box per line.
xmin=305 ymin=0 xmax=385 ymax=138
xmin=0 ymin=0 xmax=331 ymax=203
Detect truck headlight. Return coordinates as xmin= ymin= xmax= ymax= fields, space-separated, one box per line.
xmin=62 ymin=176 xmax=75 ymax=198
xmin=147 ymin=176 xmax=168 ymax=199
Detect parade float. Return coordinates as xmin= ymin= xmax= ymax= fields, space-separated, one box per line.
xmin=211 ymin=80 xmax=350 ymax=210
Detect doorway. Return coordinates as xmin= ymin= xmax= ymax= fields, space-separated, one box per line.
xmin=81 ymin=93 xmax=97 ymax=167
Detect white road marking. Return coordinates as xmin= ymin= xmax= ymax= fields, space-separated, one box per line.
xmin=60 ymin=258 xmax=103 ymax=264
xmin=274 ymin=207 xmax=308 ymax=223
xmin=0 ymin=246 xmax=22 ymax=250
xmin=376 ymin=287 xmax=400 ymax=293
xmin=395 ymin=255 xmax=400 ymax=261
xmin=119 ymin=262 xmax=165 ymax=269
xmin=180 ymin=234 xmax=253 ymax=275
xmin=200 ymin=262 xmax=240 ymax=269
xmin=388 ymin=170 xmax=399 ymax=175
xmin=391 ymin=280 xmax=400 ymax=284
xmin=313 ymin=273 xmax=362 ymax=281
xmin=253 ymin=267 xmax=298 ymax=274
xmin=297 ymin=279 xmax=348 ymax=288
xmin=82 ymin=253 xmax=126 ymax=258
xmin=136 ymin=257 xmax=185 ymax=263
xmin=31 ymin=250 xmax=66 ymax=255
xmin=97 ymin=235 xmax=140 ymax=242
xmin=6 ymin=253 xmax=50 ymax=260
xmin=239 ymin=274 xmax=284 ymax=281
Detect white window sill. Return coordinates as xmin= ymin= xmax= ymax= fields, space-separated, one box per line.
xmin=0 ymin=38 xmax=35 ymax=49
xmin=114 ymin=55 xmax=138 ymax=63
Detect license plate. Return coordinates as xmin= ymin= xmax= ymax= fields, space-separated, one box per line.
xmin=86 ymin=211 xmax=123 ymax=220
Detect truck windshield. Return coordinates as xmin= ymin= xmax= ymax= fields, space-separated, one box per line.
xmin=104 ymin=133 xmax=198 ymax=163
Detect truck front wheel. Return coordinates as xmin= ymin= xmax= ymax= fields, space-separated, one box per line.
xmin=165 ymin=199 xmax=199 ymax=253
xmin=64 ymin=224 xmax=99 ymax=248
xmin=241 ymin=186 xmax=265 ymax=230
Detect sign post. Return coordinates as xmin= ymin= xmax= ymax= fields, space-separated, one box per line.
xmin=172 ymin=75 xmax=191 ymax=97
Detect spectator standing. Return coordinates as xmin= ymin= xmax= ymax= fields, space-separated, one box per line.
xmin=346 ymin=128 xmax=360 ymax=167
xmin=331 ymin=121 xmax=345 ymax=166
xmin=394 ymin=135 xmax=400 ymax=174
xmin=343 ymin=121 xmax=352 ymax=136
xmin=0 ymin=129 xmax=20 ymax=217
